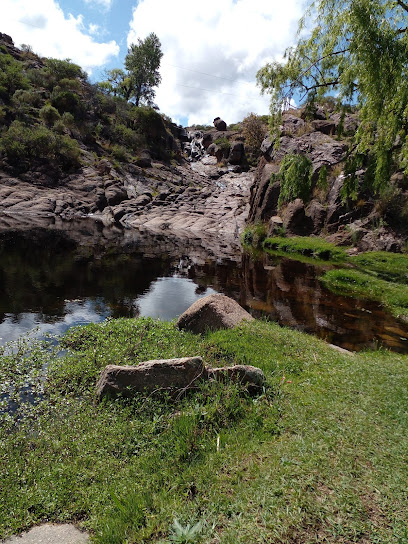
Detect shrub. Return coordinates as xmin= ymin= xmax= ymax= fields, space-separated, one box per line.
xmin=214 ymin=136 xmax=230 ymax=155
xmin=51 ymin=90 xmax=81 ymax=116
xmin=0 ymin=120 xmax=80 ymax=169
xmin=39 ymin=104 xmax=61 ymax=126
xmin=44 ymin=58 xmax=87 ymax=82
xmin=241 ymin=112 xmax=267 ymax=152
xmin=0 ymin=53 xmax=29 ymax=101
xmin=273 ymin=153 xmax=313 ymax=207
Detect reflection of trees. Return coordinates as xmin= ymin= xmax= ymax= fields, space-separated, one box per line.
xmin=0 ymin=231 xmax=169 ymax=319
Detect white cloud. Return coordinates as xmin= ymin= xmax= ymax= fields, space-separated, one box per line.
xmin=88 ymin=23 xmax=100 ymax=35
xmin=1 ymin=0 xmax=119 ymax=74
xmin=84 ymin=0 xmax=113 ymax=10
xmin=127 ymin=0 xmax=305 ymax=125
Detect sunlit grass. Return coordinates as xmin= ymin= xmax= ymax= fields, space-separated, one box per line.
xmin=1 ymin=319 xmax=408 ymax=543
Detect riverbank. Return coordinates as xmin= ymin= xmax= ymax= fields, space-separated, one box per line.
xmin=1 ymin=317 xmax=407 ymax=543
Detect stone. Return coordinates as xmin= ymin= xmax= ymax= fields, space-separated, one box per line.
xmin=311 ymin=119 xmax=336 ymax=135
xmin=281 ymin=114 xmax=306 ymax=135
xmin=228 ymin=141 xmax=245 ymax=165
xmin=135 ymin=151 xmax=152 ymax=168
xmin=248 ymin=159 xmax=280 ymax=223
xmin=177 ymin=293 xmax=254 ymax=334
xmin=2 ymin=523 xmax=89 ymax=544
xmin=208 ymin=365 xmax=266 ymax=392
xmin=306 ymin=200 xmax=327 ymax=233
xmin=96 ymin=159 xmax=111 ymax=175
xmin=213 ymin=117 xmax=227 ymax=131
xmin=96 ymin=357 xmax=207 ymax=399
xmin=282 ymin=199 xmax=314 ymax=235
xmin=267 ymin=215 xmax=284 ymax=236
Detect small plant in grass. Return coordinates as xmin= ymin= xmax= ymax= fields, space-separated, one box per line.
xmin=166 ymin=519 xmax=204 ymax=543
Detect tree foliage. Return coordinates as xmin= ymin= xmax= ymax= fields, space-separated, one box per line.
xmin=273 ymin=153 xmax=313 ymax=207
xmin=125 ymin=33 xmax=163 ymax=107
xmin=257 ymin=0 xmax=408 ymax=193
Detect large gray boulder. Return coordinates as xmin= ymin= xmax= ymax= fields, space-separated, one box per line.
xmin=177 ymin=294 xmax=254 ymax=334
xmin=96 ymin=356 xmax=206 ymax=399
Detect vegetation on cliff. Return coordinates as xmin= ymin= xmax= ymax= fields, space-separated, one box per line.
xmin=0 ymin=35 xmax=174 ymax=179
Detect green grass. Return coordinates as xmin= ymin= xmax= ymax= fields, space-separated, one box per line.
xmin=1 ymin=318 xmax=408 ymax=543
xmin=263 ymin=236 xmax=348 ymax=262
xmin=352 ymin=251 xmax=408 ymax=284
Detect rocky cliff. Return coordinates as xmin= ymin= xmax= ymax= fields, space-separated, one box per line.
xmin=248 ymin=105 xmax=408 ymax=252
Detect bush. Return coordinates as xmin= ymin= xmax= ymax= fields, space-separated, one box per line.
xmin=214 ymin=136 xmax=230 ymax=155
xmin=44 ymin=58 xmax=87 ymax=82
xmin=0 ymin=120 xmax=80 ymax=169
xmin=241 ymin=113 xmax=267 ymax=152
xmin=0 ymin=53 xmax=29 ymax=101
xmin=39 ymin=104 xmax=61 ymax=126
xmin=273 ymin=153 xmax=313 ymax=207
xmin=51 ymin=90 xmax=81 ymax=116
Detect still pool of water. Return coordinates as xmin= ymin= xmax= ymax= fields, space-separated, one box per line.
xmin=0 ymin=225 xmax=407 ymax=352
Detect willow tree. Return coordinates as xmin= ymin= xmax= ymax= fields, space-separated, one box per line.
xmin=257 ymin=0 xmax=408 ymax=193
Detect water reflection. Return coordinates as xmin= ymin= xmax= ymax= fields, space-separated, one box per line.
xmin=0 ymin=225 xmax=407 ymax=352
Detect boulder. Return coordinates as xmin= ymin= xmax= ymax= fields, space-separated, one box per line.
xmin=282 ymin=199 xmax=314 ymax=235
xmin=202 ymin=133 xmax=213 ymax=149
xmin=213 ymin=117 xmax=227 ymax=131
xmin=267 ymin=215 xmax=284 ymax=236
xmin=177 ymin=294 xmax=254 ymax=334
xmin=208 ymin=365 xmax=266 ymax=393
xmin=135 ymin=151 xmax=152 ymax=168
xmin=96 ymin=356 xmax=207 ymax=399
xmin=311 ymin=119 xmax=336 ymax=135
xmin=228 ymin=141 xmax=245 ymax=165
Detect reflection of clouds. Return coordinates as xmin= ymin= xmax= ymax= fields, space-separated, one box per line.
xmin=132 ymin=278 xmax=216 ymax=321
xmin=0 ymin=279 xmax=218 ymax=345
xmin=0 ymin=300 xmax=110 ymax=345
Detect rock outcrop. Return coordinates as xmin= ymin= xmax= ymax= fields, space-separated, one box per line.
xmin=248 ymin=107 xmax=407 ymax=251
xmin=177 ymin=293 xmax=254 ymax=334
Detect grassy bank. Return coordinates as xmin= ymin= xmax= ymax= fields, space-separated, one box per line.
xmin=1 ymin=318 xmax=408 ymax=543
xmin=242 ymin=229 xmax=408 ymax=320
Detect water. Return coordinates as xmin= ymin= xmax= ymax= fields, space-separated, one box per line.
xmin=0 ymin=224 xmax=407 ymax=352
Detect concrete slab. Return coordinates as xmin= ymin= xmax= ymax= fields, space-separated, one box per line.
xmin=2 ymin=524 xmax=89 ymax=544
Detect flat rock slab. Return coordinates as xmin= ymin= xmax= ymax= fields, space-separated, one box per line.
xmin=2 ymin=524 xmax=89 ymax=544
xmin=96 ymin=356 xmax=206 ymax=399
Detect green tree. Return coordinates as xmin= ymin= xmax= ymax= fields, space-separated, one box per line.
xmin=257 ymin=0 xmax=408 ymax=193
xmin=125 ymin=32 xmax=163 ymax=107
xmin=99 ymin=68 xmax=133 ymax=100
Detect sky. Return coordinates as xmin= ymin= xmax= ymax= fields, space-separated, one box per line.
xmin=1 ymin=0 xmax=306 ymax=126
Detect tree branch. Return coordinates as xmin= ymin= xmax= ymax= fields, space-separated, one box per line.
xmin=396 ymin=0 xmax=408 ymax=12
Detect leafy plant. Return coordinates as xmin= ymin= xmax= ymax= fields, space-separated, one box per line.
xmin=273 ymin=153 xmax=313 ymax=207
xmin=167 ymin=519 xmax=204 ymax=543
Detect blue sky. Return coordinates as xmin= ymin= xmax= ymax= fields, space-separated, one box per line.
xmin=2 ymin=0 xmax=305 ymax=126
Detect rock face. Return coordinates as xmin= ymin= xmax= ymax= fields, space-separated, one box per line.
xmin=96 ymin=357 xmax=206 ymax=398
xmin=247 ymin=107 xmax=408 ymax=249
xmin=177 ymin=293 xmax=254 ymax=334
